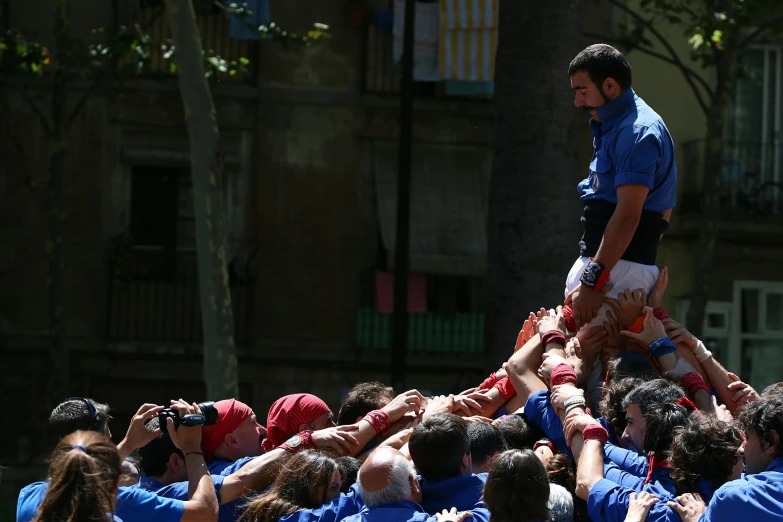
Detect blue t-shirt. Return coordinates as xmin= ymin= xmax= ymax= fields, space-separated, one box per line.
xmin=341 ymin=500 xmax=491 ymax=522
xmin=524 ymin=390 xmax=572 ymax=458
xmin=209 ymin=456 xmax=255 ymax=476
xmin=18 ymin=481 xmax=185 ymax=522
xmin=136 ymin=475 xmax=248 ymax=522
xmin=603 ymin=442 xmax=648 ymax=477
xmin=578 ymin=88 xmax=677 ymax=213
xmin=701 ymin=457 xmax=783 ymax=522
xmin=419 ymin=473 xmax=487 ymax=514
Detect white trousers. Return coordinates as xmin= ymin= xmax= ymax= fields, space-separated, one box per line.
xmin=564 ymin=257 xmax=660 ymax=330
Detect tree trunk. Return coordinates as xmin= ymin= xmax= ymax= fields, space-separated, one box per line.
xmin=47 ymin=71 xmax=69 ymax=405
xmin=686 ymin=55 xmax=738 ymax=339
xmin=165 ymin=0 xmax=239 ymax=399
xmin=47 ymin=0 xmax=71 ymax=406
xmin=485 ymin=0 xmax=585 ymax=372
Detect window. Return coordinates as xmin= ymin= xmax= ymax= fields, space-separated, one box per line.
xmin=128 ymin=166 xmax=196 ymax=282
xmin=676 ymin=300 xmax=732 ymax=363
xmin=730 ymin=281 xmax=783 ymax=391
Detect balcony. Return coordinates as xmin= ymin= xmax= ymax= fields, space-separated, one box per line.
xmin=131 ymin=5 xmax=255 ymax=82
xmin=106 ymin=280 xmax=252 ymax=344
xmin=680 ymin=139 xmax=783 ymax=218
xmin=356 ymin=307 xmax=484 ymax=353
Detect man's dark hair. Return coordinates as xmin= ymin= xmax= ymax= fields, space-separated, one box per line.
xmin=337 ymin=382 xmax=395 ymax=426
xmin=606 ymin=352 xmax=657 ymax=383
xmin=642 ymin=403 xmax=690 ymax=455
xmin=623 ymin=379 xmax=685 ymax=414
xmin=669 ymin=415 xmax=743 ymax=495
xmin=739 ymin=394 xmax=783 ymax=458
xmin=336 ymin=456 xmax=362 ymax=494
xmin=600 ymin=377 xmax=646 ymax=437
xmin=568 ymin=44 xmax=632 ymax=91
xmin=47 ymin=398 xmax=111 ymax=450
xmin=409 ymin=413 xmax=470 ymax=481
xmin=468 ymin=422 xmax=507 ymax=467
xmin=761 ymin=382 xmax=783 ymax=397
xmin=497 ymin=414 xmax=545 ymax=451
xmin=138 ymin=418 xmax=182 ymax=478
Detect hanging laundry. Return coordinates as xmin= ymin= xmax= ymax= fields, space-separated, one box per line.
xmin=229 ymin=0 xmax=271 ymax=40
xmin=393 ymin=0 xmax=441 ymax=82
xmin=438 ymin=0 xmax=498 ymax=82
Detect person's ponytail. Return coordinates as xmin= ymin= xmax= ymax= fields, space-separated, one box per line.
xmin=33 ymin=431 xmax=121 ymax=522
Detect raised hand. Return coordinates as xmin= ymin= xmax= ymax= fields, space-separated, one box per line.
xmin=422 ymin=395 xmax=455 ymax=420
xmin=537 ymin=352 xmax=569 ymax=384
xmin=382 ymin=389 xmax=426 ymax=422
xmin=662 ymin=318 xmax=698 ymax=351
xmin=606 ymin=288 xmax=647 ymax=330
xmin=311 ymin=426 xmax=360 ymax=455
xmin=648 ymin=267 xmax=669 ymax=309
xmin=727 ymin=372 xmax=760 ymax=408
xmin=625 ymin=491 xmax=660 ymax=522
xmin=118 ymin=403 xmax=165 ymax=459
xmin=620 ymin=307 xmax=667 ymax=348
xmin=566 ymin=283 xmax=614 ymax=330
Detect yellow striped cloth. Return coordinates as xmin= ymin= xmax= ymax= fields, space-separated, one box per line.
xmin=438 ymin=0 xmax=499 ymax=81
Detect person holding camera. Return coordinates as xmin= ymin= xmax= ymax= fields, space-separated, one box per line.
xmin=18 ymin=397 xmax=220 ymax=522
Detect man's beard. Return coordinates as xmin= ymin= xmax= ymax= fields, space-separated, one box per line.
xmin=583 ymin=84 xmax=613 ymax=114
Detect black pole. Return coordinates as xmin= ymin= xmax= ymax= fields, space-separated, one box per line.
xmin=392 ymin=0 xmax=415 ymax=390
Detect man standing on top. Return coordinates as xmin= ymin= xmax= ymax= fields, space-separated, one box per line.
xmin=564 ymin=44 xmax=677 ymax=330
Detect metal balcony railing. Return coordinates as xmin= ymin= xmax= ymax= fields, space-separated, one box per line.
xmin=356 ymin=307 xmax=484 ymax=353
xmin=107 ymin=280 xmax=251 ymax=344
xmin=680 ymin=139 xmax=783 ymax=217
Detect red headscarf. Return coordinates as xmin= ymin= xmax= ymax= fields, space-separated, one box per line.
xmin=263 ymin=393 xmax=330 ymax=450
xmin=201 ymin=399 xmax=254 ymax=460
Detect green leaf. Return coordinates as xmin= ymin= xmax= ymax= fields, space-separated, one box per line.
xmin=239 ymin=56 xmax=249 ymax=65
xmin=711 ymin=30 xmax=723 ymax=44
xmin=689 ymin=33 xmax=704 ymax=50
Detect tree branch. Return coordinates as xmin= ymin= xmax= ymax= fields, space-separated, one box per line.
xmin=2 ymin=89 xmax=41 ymax=195
xmin=68 ymin=77 xmax=101 ymax=126
xmin=21 ymin=90 xmax=54 ymax=138
xmin=585 ymin=31 xmax=712 ymax=115
xmin=739 ymin=15 xmax=783 ymax=48
xmin=603 ymin=0 xmax=713 ymax=115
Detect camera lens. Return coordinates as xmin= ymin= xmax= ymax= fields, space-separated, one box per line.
xmin=158 ymin=408 xmax=180 ymax=437
xmin=198 ymin=401 xmax=218 ymax=426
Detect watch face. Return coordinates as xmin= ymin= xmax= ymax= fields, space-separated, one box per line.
xmin=286 ymin=435 xmax=302 ymax=448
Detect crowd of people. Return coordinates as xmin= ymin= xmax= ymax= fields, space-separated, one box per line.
xmin=14 ymin=269 xmax=783 ymax=522
xmin=15 ymin=43 xmax=783 ymax=522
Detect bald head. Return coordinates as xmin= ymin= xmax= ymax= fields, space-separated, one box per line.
xmin=357 ymin=447 xmax=419 ymax=507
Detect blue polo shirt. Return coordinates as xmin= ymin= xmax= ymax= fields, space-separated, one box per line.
xmin=341 ymin=500 xmax=492 ymax=522
xmin=578 ymin=88 xmax=677 ymax=213
xmin=603 ymin=461 xmax=676 ymax=497
xmin=17 ymin=481 xmax=185 ymax=522
xmin=588 ymin=476 xmax=713 ymax=522
xmin=209 ymin=456 xmax=255 ymax=476
xmin=419 ymin=473 xmax=487 ymax=514
xmin=524 ymin=390 xmax=572 ymax=458
xmin=700 ymin=457 xmax=783 ymax=522
xmin=136 ymin=475 xmax=247 ymax=522
xmin=603 ymin=442 xmax=648 ymax=477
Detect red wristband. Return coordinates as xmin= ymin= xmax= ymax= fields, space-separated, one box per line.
xmin=363 ymin=410 xmax=391 ymax=436
xmin=533 ymin=439 xmax=559 ymax=454
xmin=541 ymin=330 xmax=566 ymax=348
xmin=479 ymin=372 xmax=500 ymax=390
xmin=494 ymin=376 xmax=517 ymax=400
xmin=653 ymin=308 xmax=669 ymax=321
xmin=551 ymin=364 xmax=577 ymax=387
xmin=581 ymin=424 xmax=609 ymax=445
xmin=563 ymin=306 xmax=576 ymax=333
xmin=280 ymin=431 xmax=315 ymax=453
xmin=681 ymin=372 xmax=709 ymax=398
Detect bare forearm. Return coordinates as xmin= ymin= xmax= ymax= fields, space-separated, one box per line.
xmin=698 ymin=352 xmax=737 ymax=411
xmin=595 ymin=210 xmax=641 ymax=272
xmin=220 ymin=449 xmax=286 ymax=503
xmin=506 ymin=336 xmax=548 ymax=405
xmin=576 ymin=440 xmax=604 ymax=501
xmin=183 ymin=454 xmax=219 ymax=522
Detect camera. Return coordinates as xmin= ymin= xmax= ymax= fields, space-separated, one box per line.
xmin=159 ymin=401 xmax=219 ymax=437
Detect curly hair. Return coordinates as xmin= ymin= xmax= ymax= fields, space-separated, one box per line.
xmin=669 ymin=415 xmax=742 ymax=494
xmin=337 ymin=382 xmax=394 ymax=426
xmin=600 ymin=377 xmax=646 ymax=438
xmin=642 ymin=402 xmax=690 ymax=455
xmin=738 ymin=394 xmax=783 ymax=459
xmin=761 ymin=382 xmax=783 ymax=398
